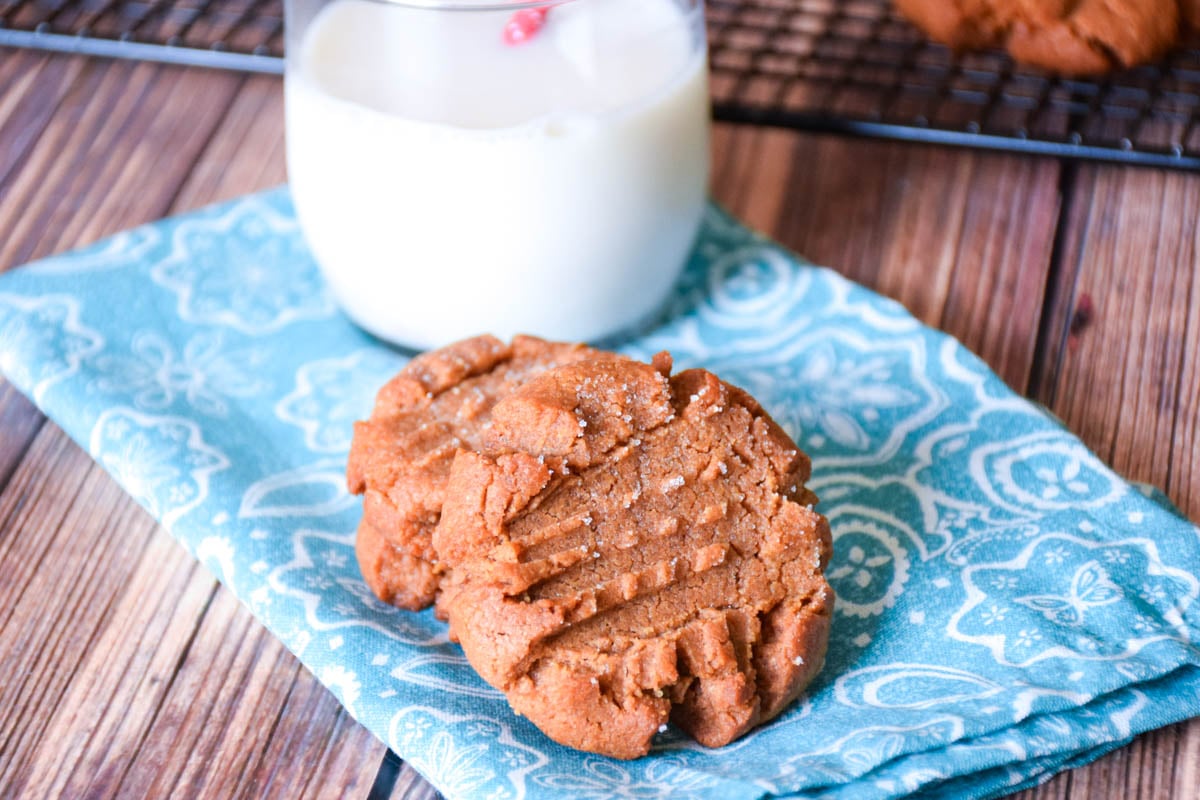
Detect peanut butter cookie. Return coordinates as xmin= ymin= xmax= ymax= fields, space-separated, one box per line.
xmin=434 ymin=353 xmax=833 ymax=758
xmin=893 ymin=0 xmax=1180 ymax=74
xmin=348 ymin=334 xmax=595 ymax=610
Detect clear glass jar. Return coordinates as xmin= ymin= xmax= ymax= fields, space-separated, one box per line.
xmin=284 ymin=0 xmax=710 ymax=350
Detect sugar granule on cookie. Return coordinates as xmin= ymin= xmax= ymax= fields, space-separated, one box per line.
xmin=434 ymin=352 xmax=833 ymax=759
xmin=347 ymin=334 xmax=596 ymax=611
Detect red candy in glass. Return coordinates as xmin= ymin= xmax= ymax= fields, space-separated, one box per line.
xmin=503 ymin=7 xmax=549 ymax=45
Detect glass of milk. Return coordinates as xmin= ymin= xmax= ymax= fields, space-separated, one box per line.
xmin=284 ymin=0 xmax=710 ymax=350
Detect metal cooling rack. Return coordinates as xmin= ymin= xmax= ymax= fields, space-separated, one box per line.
xmin=4 ymin=0 xmax=1200 ymax=169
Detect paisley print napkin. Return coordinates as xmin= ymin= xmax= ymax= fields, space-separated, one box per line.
xmin=2 ymin=188 xmax=1198 ymax=799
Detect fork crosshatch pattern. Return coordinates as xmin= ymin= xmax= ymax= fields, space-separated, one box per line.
xmin=0 ymin=187 xmax=1198 ymax=799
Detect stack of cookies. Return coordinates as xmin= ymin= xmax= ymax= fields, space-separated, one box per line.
xmin=349 ymin=335 xmax=833 ymax=758
xmin=893 ymin=0 xmax=1200 ymax=74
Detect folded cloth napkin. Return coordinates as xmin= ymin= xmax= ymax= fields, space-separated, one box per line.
xmin=1 ymin=188 xmax=1198 ymax=800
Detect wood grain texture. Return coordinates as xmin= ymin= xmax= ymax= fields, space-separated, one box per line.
xmin=171 ymin=74 xmax=288 ymax=212
xmin=0 ymin=380 xmax=42 ymax=496
xmin=1035 ymin=165 xmax=1200 ymax=518
xmin=0 ymin=52 xmax=1196 ymax=800
xmin=0 ymin=428 xmax=162 ymax=792
xmin=0 ymin=59 xmax=386 ymax=800
xmin=0 ymin=51 xmax=88 ymax=190
xmin=1010 ymin=163 xmax=1200 ymax=800
xmin=711 ymin=124 xmax=1063 ymax=391
xmin=0 ymin=54 xmax=243 ymax=504
xmin=0 ymin=58 xmax=243 ymax=269
xmin=1011 ymin=718 xmax=1200 ymax=800
xmin=390 ymin=764 xmax=441 ymax=800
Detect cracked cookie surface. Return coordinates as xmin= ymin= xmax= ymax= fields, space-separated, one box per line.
xmin=434 ymin=353 xmax=833 ymax=758
xmin=347 ymin=334 xmax=595 ymax=610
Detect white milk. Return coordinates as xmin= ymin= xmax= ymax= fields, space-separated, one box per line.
xmin=286 ymin=0 xmax=710 ymax=349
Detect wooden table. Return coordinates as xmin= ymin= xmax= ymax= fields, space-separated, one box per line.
xmin=0 ymin=51 xmax=1196 ymax=799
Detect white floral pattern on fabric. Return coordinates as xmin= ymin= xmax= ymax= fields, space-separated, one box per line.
xmin=23 ymin=225 xmax=161 ymax=276
xmin=757 ymin=718 xmax=966 ymax=794
xmin=387 ymin=651 xmax=504 ymax=700
xmin=266 ymin=527 xmax=448 ymax=646
xmin=390 ymin=708 xmax=548 ymax=800
xmin=238 ymin=459 xmax=357 ymax=519
xmin=702 ymin=326 xmax=947 ymax=469
xmin=971 ymin=433 xmax=1128 ymax=514
xmin=828 ymin=512 xmax=912 ymax=619
xmin=0 ymin=293 xmax=103 ymax=402
xmin=88 ymin=408 xmax=229 ymax=527
xmin=91 ymin=330 xmax=269 ymax=415
xmin=2 ymin=188 xmax=1199 ymax=800
xmin=534 ymin=756 xmax=717 ymax=799
xmin=276 ymin=349 xmax=406 ymax=453
xmin=949 ymin=534 xmax=1198 ymax=668
xmin=150 ymin=196 xmax=335 ymax=334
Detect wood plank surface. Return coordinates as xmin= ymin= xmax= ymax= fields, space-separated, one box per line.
xmin=0 ymin=62 xmax=249 ymax=795
xmin=1035 ymin=165 xmax=1200 ymax=518
xmin=0 ymin=59 xmax=242 ymax=268
xmin=713 ymin=126 xmax=1063 ymax=391
xmin=0 ymin=51 xmax=87 ymax=190
xmin=0 ymin=59 xmax=389 ymax=799
xmin=0 ymin=429 xmax=163 ymax=792
xmin=0 ymin=51 xmax=1197 ymax=800
xmin=1009 ymin=163 xmax=1200 ymax=800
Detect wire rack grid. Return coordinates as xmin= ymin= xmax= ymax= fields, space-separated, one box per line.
xmin=3 ymin=0 xmax=1200 ymax=168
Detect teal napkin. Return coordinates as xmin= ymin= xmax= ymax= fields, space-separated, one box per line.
xmin=1 ymin=188 xmax=1197 ymax=799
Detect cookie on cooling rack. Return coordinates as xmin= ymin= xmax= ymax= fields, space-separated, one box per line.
xmin=893 ymin=0 xmax=1181 ymax=74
